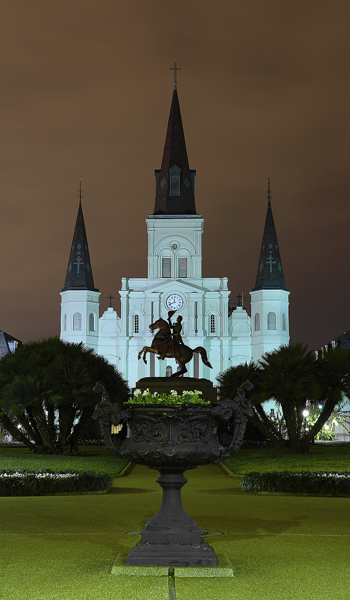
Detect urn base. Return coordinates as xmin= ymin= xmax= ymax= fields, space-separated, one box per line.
xmin=126 ymin=539 xmax=218 ymax=567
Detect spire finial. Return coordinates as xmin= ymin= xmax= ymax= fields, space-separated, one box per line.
xmin=267 ymin=177 xmax=271 ymax=205
xmin=79 ymin=177 xmax=82 ymax=205
xmin=170 ymin=62 xmax=181 ymax=89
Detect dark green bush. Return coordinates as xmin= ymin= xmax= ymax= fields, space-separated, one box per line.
xmin=240 ymin=470 xmax=350 ymax=496
xmin=0 ymin=469 xmax=112 ymax=496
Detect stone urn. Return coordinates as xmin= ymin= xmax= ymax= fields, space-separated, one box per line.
xmin=94 ymin=377 xmax=253 ymax=567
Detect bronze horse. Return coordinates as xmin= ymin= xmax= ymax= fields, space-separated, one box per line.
xmin=138 ymin=317 xmax=212 ymax=377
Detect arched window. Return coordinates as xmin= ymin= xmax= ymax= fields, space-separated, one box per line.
xmin=73 ymin=313 xmax=82 ymax=331
xmin=178 ymin=257 xmax=187 ymax=278
xmin=254 ymin=313 xmax=260 ymax=332
xmin=134 ymin=314 xmax=139 ymax=334
xmin=89 ymin=313 xmax=95 ymax=332
xmin=210 ymin=314 xmax=216 ymax=334
xmin=282 ymin=313 xmax=287 ymax=331
xmin=267 ymin=312 xmax=276 ymax=330
xmin=166 ymin=366 xmax=173 ymax=377
xmin=162 ymin=257 xmax=171 ymax=278
xmin=170 ymin=165 xmax=181 ymax=196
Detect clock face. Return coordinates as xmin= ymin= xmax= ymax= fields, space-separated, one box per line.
xmin=166 ymin=294 xmax=183 ymax=310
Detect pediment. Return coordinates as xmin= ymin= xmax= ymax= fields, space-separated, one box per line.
xmin=135 ymin=279 xmax=210 ymax=295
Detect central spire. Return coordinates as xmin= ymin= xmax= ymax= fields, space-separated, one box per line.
xmin=153 ymin=89 xmax=197 ymax=215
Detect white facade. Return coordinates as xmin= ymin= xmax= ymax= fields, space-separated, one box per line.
xmin=250 ymin=289 xmax=290 ymax=362
xmin=61 ymin=213 xmax=288 ymax=388
xmin=94 ymin=213 xmax=256 ymax=387
xmin=60 ymin=213 xmax=289 ymax=388
xmin=60 ymin=289 xmax=100 ymax=353
xmin=60 ymin=91 xmax=289 ymax=388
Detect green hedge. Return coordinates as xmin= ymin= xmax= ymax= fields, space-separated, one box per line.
xmin=240 ymin=471 xmax=350 ymax=496
xmin=0 ymin=469 xmax=113 ymax=496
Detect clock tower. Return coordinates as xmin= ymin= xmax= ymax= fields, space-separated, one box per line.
xmin=146 ymin=88 xmax=204 ymax=284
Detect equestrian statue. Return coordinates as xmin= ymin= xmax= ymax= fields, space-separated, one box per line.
xmin=138 ymin=311 xmax=212 ymax=377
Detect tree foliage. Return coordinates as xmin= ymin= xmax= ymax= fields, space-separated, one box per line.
xmin=0 ymin=337 xmax=129 ymax=454
xmin=217 ymin=344 xmax=350 ymax=453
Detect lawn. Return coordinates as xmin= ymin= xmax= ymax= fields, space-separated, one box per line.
xmin=1 ymin=462 xmax=350 ymax=600
xmin=224 ymin=444 xmax=350 ymax=475
xmin=0 ymin=445 xmax=129 ymax=475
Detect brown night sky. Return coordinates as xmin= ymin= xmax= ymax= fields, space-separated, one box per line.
xmin=1 ymin=1 xmax=350 ymax=351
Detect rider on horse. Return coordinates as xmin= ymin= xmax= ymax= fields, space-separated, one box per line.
xmin=139 ymin=312 xmax=212 ymax=377
xmin=155 ymin=311 xmax=175 ymax=360
xmin=171 ymin=315 xmax=183 ymax=346
xmin=157 ymin=312 xmax=183 ymax=360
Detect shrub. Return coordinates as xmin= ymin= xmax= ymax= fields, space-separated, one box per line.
xmin=0 ymin=469 xmax=112 ymax=496
xmin=240 ymin=470 xmax=350 ymax=496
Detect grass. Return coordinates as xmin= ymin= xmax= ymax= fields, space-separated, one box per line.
xmin=224 ymin=444 xmax=350 ymax=475
xmin=0 ymin=445 xmax=128 ymax=476
xmin=1 ymin=462 xmax=350 ymax=600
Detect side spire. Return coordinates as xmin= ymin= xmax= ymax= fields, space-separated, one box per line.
xmin=253 ymin=179 xmax=287 ymax=291
xmin=62 ymin=180 xmax=98 ymax=292
xmin=153 ymin=87 xmax=197 ymax=215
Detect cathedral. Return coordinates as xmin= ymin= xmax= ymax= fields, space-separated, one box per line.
xmin=60 ymin=87 xmax=289 ymax=388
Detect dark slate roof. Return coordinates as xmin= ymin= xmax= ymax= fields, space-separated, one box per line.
xmin=62 ymin=201 xmax=98 ymax=292
xmin=153 ymin=89 xmax=197 ymax=215
xmin=0 ymin=330 xmax=22 ymax=357
xmin=253 ymin=183 xmax=288 ymax=291
xmin=330 ymin=331 xmax=350 ymax=349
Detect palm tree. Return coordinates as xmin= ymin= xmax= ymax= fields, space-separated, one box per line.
xmin=217 ymin=344 xmax=350 ymax=453
xmin=258 ymin=343 xmax=319 ymax=453
xmin=303 ymin=347 xmax=350 ymax=445
xmin=0 ymin=337 xmax=129 ymax=454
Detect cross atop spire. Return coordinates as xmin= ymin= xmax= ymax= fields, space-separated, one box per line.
xmin=170 ymin=62 xmax=181 ymax=90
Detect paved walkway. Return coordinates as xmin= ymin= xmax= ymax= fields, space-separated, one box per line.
xmin=1 ymin=463 xmax=350 ymax=599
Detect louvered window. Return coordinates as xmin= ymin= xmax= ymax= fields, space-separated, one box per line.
xmin=134 ymin=314 xmax=139 ymax=334
xmin=73 ymin=313 xmax=82 ymax=331
xmin=282 ymin=313 xmax=287 ymax=331
xmin=255 ymin=313 xmax=260 ymax=332
xmin=89 ymin=313 xmax=95 ymax=332
xmin=170 ymin=165 xmax=180 ymax=196
xmin=268 ymin=312 xmax=276 ymax=330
